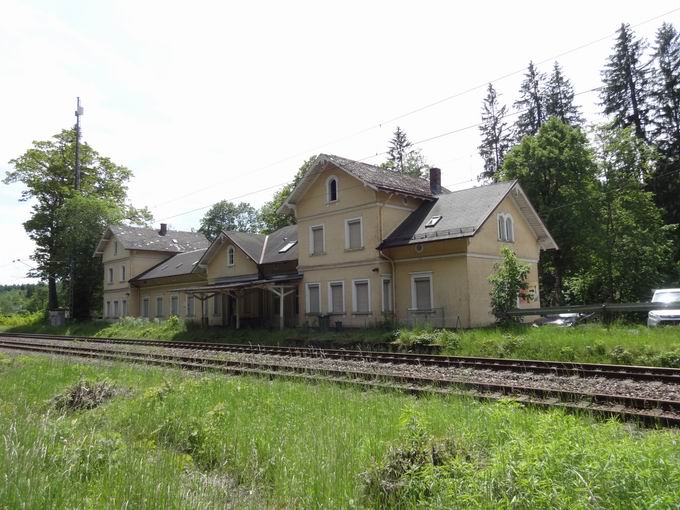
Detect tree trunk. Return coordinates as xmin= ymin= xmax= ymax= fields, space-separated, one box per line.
xmin=48 ymin=274 xmax=58 ymax=310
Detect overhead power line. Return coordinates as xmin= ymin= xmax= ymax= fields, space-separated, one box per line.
xmin=150 ymin=6 xmax=680 ymax=211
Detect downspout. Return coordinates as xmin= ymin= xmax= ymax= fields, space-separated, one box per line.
xmin=378 ymin=193 xmax=397 ymax=323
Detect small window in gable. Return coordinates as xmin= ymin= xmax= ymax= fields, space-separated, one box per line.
xmin=114 ymin=241 xmax=118 ymax=256
xmin=327 ymin=177 xmax=338 ymax=202
xmin=425 ymin=215 xmax=442 ymax=228
xmin=227 ymin=246 xmax=235 ymax=267
xmin=505 ymin=216 xmax=514 ymax=242
xmin=497 ymin=213 xmax=514 ymax=242
xmin=279 ymin=240 xmax=297 ymax=253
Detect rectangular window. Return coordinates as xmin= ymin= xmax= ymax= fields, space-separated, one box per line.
xmin=382 ymin=277 xmax=393 ymax=312
xmin=113 ymin=300 xmax=119 ymax=317
xmin=329 ymin=281 xmax=344 ymax=314
xmin=108 ymin=267 xmax=114 ymax=283
xmin=353 ymin=279 xmax=370 ymax=313
xmin=187 ymin=296 xmax=195 ymax=316
xmin=411 ymin=273 xmax=433 ymax=310
xmin=306 ymin=283 xmax=320 ymax=314
xmin=120 ymin=265 xmax=126 ymax=282
xmin=156 ymin=297 xmax=163 ymax=317
xmin=213 ymin=294 xmax=222 ymax=315
xmin=122 ymin=300 xmax=128 ymax=317
xmin=106 ymin=301 xmax=111 ymax=317
xmin=345 ymin=218 xmax=363 ymax=250
xmin=311 ymin=225 xmax=324 ymax=255
xmin=171 ymin=296 xmax=179 ymax=316
xmin=142 ymin=298 xmax=149 ymax=318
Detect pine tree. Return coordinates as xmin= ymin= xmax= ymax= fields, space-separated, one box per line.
xmin=513 ymin=62 xmax=547 ymax=140
xmin=478 ymin=83 xmax=512 ymax=181
xmin=544 ymin=62 xmax=583 ymax=125
xmin=600 ymin=23 xmax=651 ymax=141
xmin=649 ymin=22 xmax=680 ymax=270
xmin=384 ymin=127 xmax=427 ymax=178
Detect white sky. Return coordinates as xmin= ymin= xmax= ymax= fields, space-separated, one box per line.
xmin=2 ymin=0 xmax=679 ymax=284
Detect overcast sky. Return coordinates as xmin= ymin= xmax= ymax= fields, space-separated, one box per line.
xmin=2 ymin=1 xmax=679 ymax=284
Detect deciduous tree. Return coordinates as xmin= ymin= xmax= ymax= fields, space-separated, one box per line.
xmin=489 ymin=246 xmax=530 ymax=324
xmin=199 ymin=201 xmax=261 ymax=241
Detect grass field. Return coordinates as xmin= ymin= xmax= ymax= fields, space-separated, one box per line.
xmin=1 ymin=353 xmax=680 ymax=508
xmin=2 ymin=314 xmax=680 ymax=367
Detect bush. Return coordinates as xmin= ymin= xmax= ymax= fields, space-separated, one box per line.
xmin=51 ymin=378 xmax=123 ymax=412
xmin=608 ymin=345 xmax=634 ymax=365
xmin=0 ymin=310 xmax=46 ymax=327
xmin=393 ymin=328 xmax=461 ymax=350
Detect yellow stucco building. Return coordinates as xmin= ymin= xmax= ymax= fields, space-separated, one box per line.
xmin=96 ymin=154 xmax=556 ymax=329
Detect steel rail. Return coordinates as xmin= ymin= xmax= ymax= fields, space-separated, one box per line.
xmin=1 ymin=332 xmax=680 ymax=383
xmin=1 ymin=338 xmax=679 ymax=428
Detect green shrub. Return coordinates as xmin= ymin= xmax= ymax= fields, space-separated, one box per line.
xmin=0 ymin=311 xmax=46 ymax=327
xmin=608 ymin=345 xmax=635 ymax=365
xmin=393 ymin=328 xmax=461 ymax=350
xmin=560 ymin=346 xmax=576 ymax=361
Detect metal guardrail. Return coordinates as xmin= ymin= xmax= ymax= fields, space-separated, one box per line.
xmin=507 ymin=302 xmax=680 ymax=316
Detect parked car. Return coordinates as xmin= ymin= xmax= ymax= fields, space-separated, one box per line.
xmin=648 ymin=288 xmax=680 ymax=327
xmin=533 ymin=313 xmax=594 ymax=327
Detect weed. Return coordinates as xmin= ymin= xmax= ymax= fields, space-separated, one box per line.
xmin=608 ymin=345 xmax=634 ymax=365
xmin=51 ymin=378 xmax=122 ymax=412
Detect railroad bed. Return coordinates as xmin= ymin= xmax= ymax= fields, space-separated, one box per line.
xmin=1 ymin=332 xmax=680 ymax=427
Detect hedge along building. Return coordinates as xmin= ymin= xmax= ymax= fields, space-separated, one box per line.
xmin=95 ymin=154 xmax=556 ymax=329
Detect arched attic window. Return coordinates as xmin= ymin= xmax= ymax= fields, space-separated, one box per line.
xmin=227 ymin=246 xmax=235 ymax=267
xmin=327 ymin=176 xmax=338 ymax=203
xmin=497 ymin=213 xmax=514 ymax=242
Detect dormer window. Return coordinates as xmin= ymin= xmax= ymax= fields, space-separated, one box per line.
xmin=425 ymin=215 xmax=442 ymax=228
xmin=497 ymin=213 xmax=514 ymax=242
xmin=279 ymin=240 xmax=297 ymax=253
xmin=227 ymin=246 xmax=235 ymax=267
xmin=327 ymin=176 xmax=338 ymax=203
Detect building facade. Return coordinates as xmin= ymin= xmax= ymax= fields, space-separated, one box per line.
xmin=95 ymin=154 xmax=556 ymax=329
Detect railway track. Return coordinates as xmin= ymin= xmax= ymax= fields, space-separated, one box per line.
xmin=1 ymin=334 xmax=680 ymax=428
xmin=2 ymin=331 xmax=680 ymax=384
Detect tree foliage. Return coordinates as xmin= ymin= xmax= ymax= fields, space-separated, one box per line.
xmin=383 ymin=127 xmax=428 ymax=178
xmin=501 ymin=118 xmax=600 ymax=304
xmin=4 ymin=129 xmax=150 ymax=316
xmin=514 ymin=62 xmax=547 ymax=140
xmin=544 ymin=62 xmax=583 ymax=125
xmin=478 ymin=83 xmax=512 ymax=181
xmin=600 ymin=23 xmax=651 ymax=141
xmin=489 ymin=246 xmax=530 ymax=324
xmin=199 ymin=201 xmax=261 ymax=241
xmin=257 ymin=156 xmax=316 ymax=234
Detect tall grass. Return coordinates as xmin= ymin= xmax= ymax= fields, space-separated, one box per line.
xmin=1 ymin=354 xmax=679 ymax=508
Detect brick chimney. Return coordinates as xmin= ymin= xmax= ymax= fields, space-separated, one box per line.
xmin=429 ymin=167 xmax=441 ymax=195
xmin=159 ymin=223 xmax=167 ymax=236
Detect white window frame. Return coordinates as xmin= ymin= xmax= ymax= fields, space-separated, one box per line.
xmin=309 ymin=224 xmax=325 ymax=256
xmin=352 ymin=278 xmax=372 ymax=314
xmin=305 ymin=282 xmax=321 ymax=314
xmin=326 ymin=175 xmax=339 ymax=203
xmin=142 ymin=298 xmax=149 ymax=318
xmin=120 ymin=265 xmax=126 ymax=282
xmin=410 ymin=272 xmax=434 ymax=311
xmin=227 ymin=246 xmax=235 ymax=267
xmin=497 ymin=213 xmax=514 ymax=242
xmin=327 ymin=280 xmax=345 ymax=314
xmin=344 ymin=217 xmax=364 ymax=250
xmin=156 ymin=296 xmax=163 ymax=317
xmin=381 ymin=276 xmax=393 ymax=313
xmin=108 ymin=267 xmax=114 ymax=284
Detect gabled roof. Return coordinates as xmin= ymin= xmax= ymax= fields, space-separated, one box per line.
xmin=379 ymin=180 xmax=558 ymax=250
xmin=197 ymin=225 xmax=298 ymax=269
xmin=131 ymin=249 xmax=207 ymax=282
xmin=279 ymin=154 xmax=442 ymax=213
xmin=94 ymin=225 xmax=209 ymax=256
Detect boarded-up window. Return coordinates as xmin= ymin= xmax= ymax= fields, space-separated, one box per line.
xmin=347 ymin=219 xmax=362 ymax=249
xmin=213 ymin=294 xmax=222 ymax=315
xmin=382 ymin=279 xmax=392 ymax=312
xmin=354 ymin=280 xmax=370 ymax=313
xmin=413 ymin=277 xmax=432 ymax=310
xmin=307 ymin=284 xmax=320 ymax=314
xmin=330 ymin=282 xmax=344 ymax=313
xmin=187 ymin=296 xmax=194 ymax=316
xmin=171 ymin=296 xmax=179 ymax=316
xmin=312 ymin=226 xmax=324 ymax=255
xmin=142 ymin=298 xmax=149 ymax=317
